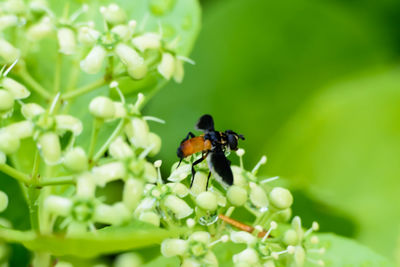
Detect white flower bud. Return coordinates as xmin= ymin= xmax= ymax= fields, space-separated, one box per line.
xmin=0 ymin=89 xmax=14 ymax=112
xmin=164 ymin=195 xmax=193 ymax=219
xmin=109 ymin=137 xmax=133 ymax=159
xmin=57 ymin=27 xmax=76 ymax=55
xmin=173 ymin=59 xmax=184 ymax=83
xmin=131 ymin=33 xmax=161 ymax=52
xmin=100 ymin=4 xmax=126 ymax=25
xmin=123 ymin=178 xmax=143 ymax=211
xmin=64 ymin=147 xmax=88 ymax=172
xmin=168 ymin=162 xmax=190 ymax=182
xmin=27 ymin=17 xmax=53 ymax=41
xmin=168 ymin=182 xmax=189 ymax=198
xmin=89 ymin=96 xmax=115 ymax=119
xmin=80 ymin=45 xmax=107 ymax=74
xmin=283 ymin=229 xmax=298 ymax=245
xmin=249 ymin=182 xmax=269 ymax=210
xmin=113 ymin=102 xmax=127 ymax=118
xmin=264 ymin=260 xmax=276 ymax=267
xmin=181 ymin=258 xmax=200 ymax=267
xmin=157 ymin=53 xmax=175 ymax=80
xmin=125 ymin=117 xmax=149 ymax=148
xmin=139 ymin=211 xmax=160 ymax=227
xmin=0 ymin=39 xmax=19 ymax=63
xmin=2 ymin=77 xmax=30 ymax=99
xmin=196 ymin=191 xmax=218 ymax=211
xmin=189 ymin=231 xmax=210 ymax=244
xmin=0 ymin=15 xmax=18 ymax=31
xmin=38 ymin=132 xmax=61 ymax=165
xmin=227 ymin=185 xmax=248 ymax=206
xmin=230 ymin=231 xmax=256 ymax=245
xmin=231 ymin=166 xmax=247 ymax=186
xmin=114 ymin=252 xmax=142 ymax=267
xmin=294 ymin=246 xmax=306 ymax=266
xmin=134 ymin=197 xmax=156 ymax=216
xmin=311 ymin=235 xmax=319 ymax=244
xmin=233 ymin=248 xmax=259 ymax=265
xmin=0 ymin=130 xmax=20 ymax=154
xmin=94 ymin=203 xmax=130 ymax=225
xmin=55 ymin=115 xmax=83 ymax=135
xmin=77 ymin=26 xmax=100 ymax=46
xmin=21 ymin=103 xmax=45 ymax=120
xmin=143 ymin=162 xmax=157 ymax=183
xmin=186 ymin=218 xmax=196 ymax=228
xmin=44 ymin=195 xmax=72 ymax=216
xmin=4 ymin=121 xmax=34 ymax=139
xmin=4 ymin=0 xmax=26 ymax=14
xmin=114 ymin=43 xmax=146 ymax=80
xmin=148 ymin=132 xmax=161 ymax=156
xmin=0 ymin=191 xmax=8 ymax=212
xmin=111 ymin=25 xmax=134 ymax=41
xmin=92 ymin=162 xmax=126 ymax=186
xmin=269 ymin=187 xmax=293 ymax=209
xmin=161 ymin=239 xmax=188 ymax=257
xmin=55 ymin=262 xmax=73 ymax=267
xmin=0 ymin=151 xmax=5 ymax=164
xmin=76 ymin=173 xmax=96 ymax=198
xmin=190 ymin=171 xmax=208 ymax=195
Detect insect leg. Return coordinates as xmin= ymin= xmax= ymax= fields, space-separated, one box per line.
xmin=205 ymin=171 xmax=212 ymax=191
xmin=181 ymin=131 xmax=195 ymax=144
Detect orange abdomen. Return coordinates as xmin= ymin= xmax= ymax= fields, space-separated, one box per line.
xmin=179 ymin=136 xmax=212 ymax=157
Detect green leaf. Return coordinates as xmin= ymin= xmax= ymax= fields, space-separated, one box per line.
xmin=0 ymin=221 xmax=183 ymax=258
xmin=268 ymin=68 xmax=400 ymax=258
xmin=316 ymin=233 xmax=394 ymax=267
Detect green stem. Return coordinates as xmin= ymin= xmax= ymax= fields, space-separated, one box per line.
xmin=88 ymin=118 xmax=103 ymax=161
xmin=0 ymin=226 xmax=35 ymax=242
xmin=27 ymin=186 xmax=40 ymax=232
xmin=53 ymin=53 xmax=62 ymax=93
xmin=0 ymin=164 xmax=30 ymax=184
xmin=62 ymin=78 xmax=107 ymax=100
xmin=92 ymin=119 xmax=125 ymax=162
xmin=37 ymin=175 xmax=75 ymax=187
xmin=18 ymin=67 xmax=51 ymax=100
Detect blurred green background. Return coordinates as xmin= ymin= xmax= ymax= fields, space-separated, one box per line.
xmin=146 ymin=0 xmax=400 ymax=261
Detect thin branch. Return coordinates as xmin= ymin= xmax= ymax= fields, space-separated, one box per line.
xmin=93 ymin=118 xmax=125 ymax=162
xmin=0 ymin=164 xmax=31 ymax=184
xmin=37 ymin=175 xmax=75 ymax=187
xmin=18 ymin=68 xmax=52 ymax=100
xmin=62 ymin=78 xmax=107 ymax=100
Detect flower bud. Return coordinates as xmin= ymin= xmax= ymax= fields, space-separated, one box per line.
xmin=131 ymin=33 xmax=161 ymax=52
xmin=142 ymin=161 xmax=157 ymax=183
xmin=44 ymin=195 xmax=72 ymax=216
xmin=269 ymin=187 xmax=293 ymax=209
xmin=230 ymin=231 xmax=256 ymax=245
xmin=168 ymin=162 xmax=190 ymax=182
xmin=123 ymin=178 xmax=143 ymax=211
xmin=76 ymin=173 xmax=96 ymax=198
xmin=115 ymin=43 xmax=146 ymax=80
xmin=233 ymin=248 xmax=259 ymax=265
xmin=139 ymin=211 xmax=160 ymax=226
xmin=77 ymin=26 xmax=100 ymax=46
xmin=157 ymin=53 xmax=175 ymax=80
xmin=2 ymin=77 xmax=30 ymax=99
xmin=55 ymin=262 xmax=73 ymax=267
xmin=161 ymin=239 xmax=188 ymax=257
xmin=181 ymin=258 xmax=201 ymax=267
xmin=173 ymin=59 xmax=184 ymax=83
xmin=4 ymin=121 xmax=34 ymax=139
xmin=109 ymin=137 xmax=133 ymax=159
xmin=0 ymin=131 xmax=20 ymax=154
xmin=227 ymin=185 xmax=248 ymax=206
xmin=92 ymin=162 xmax=126 ymax=186
xmin=168 ymin=182 xmax=189 ymax=198
xmin=0 ymin=151 xmax=5 ymax=164
xmin=100 ymin=4 xmax=126 ymax=25
xmin=27 ymin=17 xmax=53 ymax=41
xmin=89 ymin=96 xmax=115 ymax=119
xmin=125 ymin=117 xmax=149 ymax=148
xmin=81 ymin=45 xmax=107 ymax=74
xmin=111 ymin=25 xmax=134 ymax=41
xmin=231 ymin=166 xmax=247 ymax=186
xmin=0 ymin=191 xmax=8 ymax=212
xmin=0 ymin=15 xmax=18 ymax=31
xmin=113 ymin=102 xmax=127 ymax=118
xmin=283 ymin=229 xmax=298 ymax=245
xmin=189 ymin=231 xmax=210 ymax=244
xmin=21 ymin=103 xmax=45 ymax=120
xmin=4 ymin=0 xmax=25 ymax=14
xmin=57 ymin=27 xmax=76 ymax=55
xmin=164 ymin=195 xmax=193 ymax=219
xmin=148 ymin=132 xmax=161 ymax=156
xmin=0 ymin=38 xmax=19 ymax=63
xmin=190 ymin=171 xmax=208 ymax=195
xmin=294 ymin=246 xmax=306 ymax=266
xmin=55 ymin=115 xmax=83 ymax=135
xmin=94 ymin=203 xmax=130 ymax=225
xmin=196 ymin=191 xmax=218 ymax=211
xmin=114 ymin=252 xmax=143 ymax=267
xmin=38 ymin=132 xmax=61 ymax=165
xmin=0 ymin=89 xmax=14 ymax=112
xmin=63 ymin=147 xmax=88 ymax=172
xmin=249 ymin=182 xmax=269 ymax=210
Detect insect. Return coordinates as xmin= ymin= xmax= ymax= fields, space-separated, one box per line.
xmin=177 ymin=114 xmax=244 ymax=189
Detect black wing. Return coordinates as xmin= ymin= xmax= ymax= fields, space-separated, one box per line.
xmin=196 ymin=114 xmax=214 ymax=132
xmin=209 ymin=149 xmax=233 ymax=186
